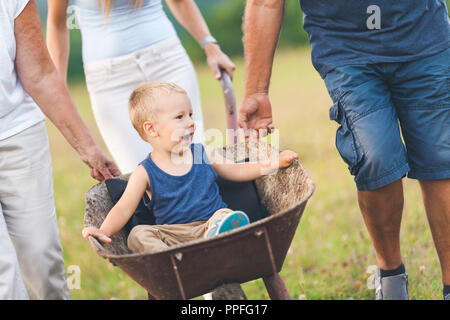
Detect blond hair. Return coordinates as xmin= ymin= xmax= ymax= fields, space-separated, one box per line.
xmin=129 ymin=82 xmax=188 ymax=140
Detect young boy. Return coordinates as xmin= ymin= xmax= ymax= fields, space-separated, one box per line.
xmin=82 ymin=82 xmax=298 ymax=253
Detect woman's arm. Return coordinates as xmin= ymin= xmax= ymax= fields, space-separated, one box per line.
xmin=165 ymin=0 xmax=235 ymax=79
xmin=14 ymin=1 xmax=120 ymax=181
xmin=46 ymin=0 xmax=70 ymax=81
xmin=83 ymin=166 xmax=149 ymax=242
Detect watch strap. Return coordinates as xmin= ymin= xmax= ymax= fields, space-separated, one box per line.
xmin=200 ymin=36 xmax=218 ymax=49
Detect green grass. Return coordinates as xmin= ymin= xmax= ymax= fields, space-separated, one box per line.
xmin=47 ymin=46 xmax=442 ymax=300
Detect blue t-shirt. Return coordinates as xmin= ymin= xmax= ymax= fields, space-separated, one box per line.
xmin=140 ymin=143 xmax=227 ymax=225
xmin=300 ymin=0 xmax=450 ymax=78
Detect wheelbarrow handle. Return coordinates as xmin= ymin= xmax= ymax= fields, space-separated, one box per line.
xmin=219 ymin=68 xmax=239 ymax=145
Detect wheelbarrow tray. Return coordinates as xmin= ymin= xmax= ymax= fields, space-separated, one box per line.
xmin=84 ymin=142 xmax=315 ymax=299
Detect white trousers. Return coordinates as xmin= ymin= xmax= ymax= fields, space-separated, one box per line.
xmin=84 ymin=36 xmax=205 ymax=174
xmin=0 ymin=121 xmax=70 ymax=299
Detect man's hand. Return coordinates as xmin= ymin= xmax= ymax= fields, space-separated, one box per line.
xmin=82 ymin=226 xmax=112 ymax=243
xmin=240 ymin=0 xmax=285 ymax=139
xmin=278 ymin=150 xmax=298 ymax=169
xmin=81 ymin=146 xmax=121 ymax=181
xmin=239 ymin=93 xmax=275 ymax=138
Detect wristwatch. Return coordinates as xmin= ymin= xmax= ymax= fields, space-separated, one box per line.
xmin=200 ymin=36 xmax=218 ymax=49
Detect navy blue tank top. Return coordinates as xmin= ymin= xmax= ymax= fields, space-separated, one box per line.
xmin=140 ymin=143 xmax=227 ymax=225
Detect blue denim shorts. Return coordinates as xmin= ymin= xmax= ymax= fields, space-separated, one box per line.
xmin=324 ymin=47 xmax=450 ymax=191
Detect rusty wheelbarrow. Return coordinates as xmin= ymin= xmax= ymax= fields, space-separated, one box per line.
xmin=83 ymin=71 xmax=315 ymax=300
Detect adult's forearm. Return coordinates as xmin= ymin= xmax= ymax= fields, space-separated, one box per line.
xmin=27 ymin=70 xmax=97 ymax=158
xmin=14 ymin=1 xmax=119 ymax=181
xmin=166 ymin=0 xmax=210 ymax=43
xmin=15 ymin=1 xmax=96 ymax=159
xmin=47 ymin=0 xmax=70 ymax=81
xmin=46 ymin=22 xmax=70 ymax=81
xmin=243 ymin=0 xmax=285 ymax=96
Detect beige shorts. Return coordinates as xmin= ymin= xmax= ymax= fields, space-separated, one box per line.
xmin=127 ymin=208 xmax=234 ymax=254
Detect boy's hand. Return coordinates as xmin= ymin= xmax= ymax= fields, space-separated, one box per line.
xmin=278 ymin=150 xmax=298 ymax=169
xmin=82 ymin=226 xmax=112 ymax=243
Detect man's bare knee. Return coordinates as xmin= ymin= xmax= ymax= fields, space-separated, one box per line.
xmin=357 ymin=180 xmax=404 ymax=215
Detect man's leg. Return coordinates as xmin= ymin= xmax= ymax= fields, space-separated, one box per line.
xmin=357 ymin=179 xmax=404 ymax=270
xmin=0 ymin=204 xmax=29 ymax=299
xmin=324 ymin=64 xmax=412 ymax=299
xmin=418 ymin=179 xmax=450 ymax=286
xmin=358 ymin=179 xmax=410 ymax=301
xmin=389 ymin=47 xmax=450 ymax=297
xmin=0 ymin=122 xmax=70 ymax=300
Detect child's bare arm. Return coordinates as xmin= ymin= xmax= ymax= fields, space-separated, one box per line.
xmin=82 ymin=165 xmax=149 ymax=243
xmin=205 ymin=145 xmax=298 ymax=182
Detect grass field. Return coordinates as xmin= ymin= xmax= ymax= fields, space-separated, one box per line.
xmin=46 ymin=46 xmax=443 ymax=300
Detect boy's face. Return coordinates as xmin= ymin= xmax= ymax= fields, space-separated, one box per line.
xmin=146 ymin=92 xmax=195 ymax=153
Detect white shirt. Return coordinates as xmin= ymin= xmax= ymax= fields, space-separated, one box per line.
xmin=70 ymin=0 xmax=176 ymax=62
xmin=0 ymin=0 xmax=44 ymax=141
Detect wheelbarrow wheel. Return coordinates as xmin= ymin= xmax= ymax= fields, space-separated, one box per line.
xmin=211 ymin=283 xmax=247 ymax=300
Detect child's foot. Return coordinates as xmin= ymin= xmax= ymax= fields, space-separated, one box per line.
xmin=206 ymin=211 xmax=250 ymax=238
